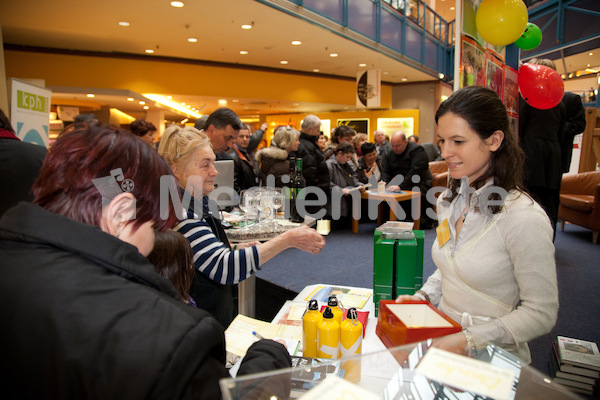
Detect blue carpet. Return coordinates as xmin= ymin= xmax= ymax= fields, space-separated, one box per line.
xmin=257 ymin=221 xmax=600 ymax=377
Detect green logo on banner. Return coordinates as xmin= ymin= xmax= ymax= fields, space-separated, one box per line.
xmin=17 ymin=90 xmax=48 ymax=112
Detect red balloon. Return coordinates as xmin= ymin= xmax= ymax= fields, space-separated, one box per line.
xmin=518 ymin=63 xmax=564 ymax=110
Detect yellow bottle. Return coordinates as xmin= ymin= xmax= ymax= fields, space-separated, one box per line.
xmin=327 ymin=295 xmax=344 ymax=327
xmin=317 ymin=307 xmax=340 ymax=359
xmin=302 ymin=299 xmax=321 ymax=358
xmin=340 ymin=307 xmax=363 ymax=382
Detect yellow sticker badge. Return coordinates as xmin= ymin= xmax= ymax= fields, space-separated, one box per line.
xmin=436 ymin=219 xmax=451 ymax=248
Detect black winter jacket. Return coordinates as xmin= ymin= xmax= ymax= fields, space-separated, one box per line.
xmin=0 ymin=203 xmax=290 ymax=400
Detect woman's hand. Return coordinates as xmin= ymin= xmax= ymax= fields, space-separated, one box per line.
xmin=365 ymin=165 xmax=374 ymax=178
xmin=288 ymin=226 xmax=326 ymax=254
xmin=395 ymin=294 xmax=421 ymax=303
xmin=431 ymin=332 xmax=468 ymax=356
xmin=235 ymin=241 xmax=260 ymax=250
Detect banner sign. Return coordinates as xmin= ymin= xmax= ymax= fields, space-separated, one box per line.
xmin=10 ymin=78 xmax=51 ymax=148
xmin=356 ymin=69 xmax=381 ymax=108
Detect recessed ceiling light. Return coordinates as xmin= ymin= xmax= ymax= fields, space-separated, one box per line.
xmin=166 ymin=96 xmax=172 ymax=100
xmin=588 ymin=64 xmax=591 ymax=67
xmin=188 ymin=38 xmax=198 ymax=43
xmin=186 ymin=105 xmax=191 ymax=109
xmin=143 ymin=105 xmax=149 ymax=110
xmin=118 ymin=21 xmax=130 ymax=27
xmin=240 ymin=50 xmax=248 ymax=55
xmin=313 ymin=69 xmax=320 ymax=72
xmin=359 ymin=63 xmax=367 ymax=67
xmin=383 ymin=71 xmax=389 ymax=75
xmin=291 ymin=40 xmax=302 ymax=46
xmin=181 ymin=102 xmax=186 ymax=105
xmin=218 ymin=99 xmax=228 ymax=106
xmin=450 ymin=6 xmax=455 ymax=10
xmin=145 ymin=49 xmax=155 ymax=54
xmin=232 ymin=99 xmax=239 ymax=102
xmin=589 ymin=52 xmax=594 ymax=56
xmin=438 ymin=73 xmax=445 ymax=79
xmin=86 ymin=94 xmax=95 ymax=98
xmin=127 ymin=97 xmax=134 ymax=101
xmin=241 ymin=24 xmax=253 ymax=30
xmin=401 ymin=77 xmax=407 ymax=81
xmin=330 ymin=53 xmax=338 ymax=57
xmin=280 ymin=60 xmax=288 ymax=64
xmin=170 ymin=1 xmax=184 ymax=8
xmin=139 ymin=101 xmax=146 ymax=105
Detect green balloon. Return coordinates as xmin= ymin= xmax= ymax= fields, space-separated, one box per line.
xmin=515 ymin=22 xmax=542 ymax=50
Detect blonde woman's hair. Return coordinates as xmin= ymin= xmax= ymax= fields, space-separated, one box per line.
xmin=352 ymin=133 xmax=368 ymax=147
xmin=157 ymin=125 xmax=212 ymax=172
xmin=272 ymin=126 xmax=300 ymax=151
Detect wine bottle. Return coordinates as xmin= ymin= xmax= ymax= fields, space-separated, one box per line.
xmin=290 ymin=158 xmax=305 ymax=223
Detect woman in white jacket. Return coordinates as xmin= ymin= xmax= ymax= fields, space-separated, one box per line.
xmin=396 ymin=86 xmax=558 ymax=364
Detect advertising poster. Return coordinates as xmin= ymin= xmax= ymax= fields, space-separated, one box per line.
xmin=486 ymin=53 xmax=504 ymax=99
xmin=376 ymin=117 xmax=415 ymax=137
xmin=337 ymin=118 xmax=369 ymax=135
xmin=10 ymin=78 xmax=51 ymax=148
xmin=503 ymin=65 xmax=519 ymax=116
xmin=460 ymin=35 xmax=486 ymax=89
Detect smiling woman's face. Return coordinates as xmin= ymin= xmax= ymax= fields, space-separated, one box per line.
xmin=177 ymin=145 xmax=218 ymax=196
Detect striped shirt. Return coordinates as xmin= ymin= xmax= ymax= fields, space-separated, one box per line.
xmin=175 ymin=208 xmax=261 ymax=285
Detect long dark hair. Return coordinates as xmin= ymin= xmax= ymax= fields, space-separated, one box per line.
xmin=435 ymin=86 xmax=525 ymax=213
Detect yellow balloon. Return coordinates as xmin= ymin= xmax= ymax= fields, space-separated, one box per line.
xmin=476 ymin=0 xmax=528 ymax=46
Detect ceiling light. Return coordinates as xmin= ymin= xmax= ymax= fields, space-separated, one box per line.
xmin=139 ymin=101 xmax=145 ymax=105
xmin=188 ymin=38 xmax=198 ymax=43
xmin=86 ymin=94 xmax=95 ymax=98
xmin=218 ymin=99 xmax=228 ymax=106
xmin=589 ymin=52 xmax=593 ymax=56
xmin=143 ymin=106 xmax=149 ymax=110
xmin=118 ymin=21 xmax=130 ymax=27
xmin=186 ymin=105 xmax=191 ymax=109
xmin=359 ymin=63 xmax=367 ymax=67
xmin=232 ymin=99 xmax=239 ymax=102
xmin=291 ymin=41 xmax=302 ymax=46
xmin=330 ymin=53 xmax=338 ymax=57
xmin=127 ymin=97 xmax=134 ymax=101
xmin=280 ymin=60 xmax=288 ymax=64
xmin=166 ymin=96 xmax=172 ymax=99
xmin=401 ymin=77 xmax=407 ymax=81
xmin=240 ymin=50 xmax=248 ymax=55
xmin=383 ymin=71 xmax=389 ymax=75
xmin=313 ymin=69 xmax=320 ymax=72
xmin=170 ymin=1 xmax=184 ymax=7
xmin=241 ymin=24 xmax=253 ymax=30
xmin=145 ymin=49 xmax=154 ymax=54
xmin=438 ymin=73 xmax=445 ymax=79
xmin=144 ymin=94 xmax=202 ymax=118
xmin=450 ymin=6 xmax=455 ymax=10
xmin=181 ymin=118 xmax=189 ymax=124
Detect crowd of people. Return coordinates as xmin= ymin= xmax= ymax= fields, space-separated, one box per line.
xmin=0 ymin=83 xmax=571 ymax=397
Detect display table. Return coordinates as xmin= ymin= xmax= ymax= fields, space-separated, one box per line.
xmin=221 ymin=284 xmax=582 ymax=400
xmin=352 ymin=190 xmax=421 ymax=233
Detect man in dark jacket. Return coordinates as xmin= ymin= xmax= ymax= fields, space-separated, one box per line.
xmin=230 ymin=123 xmax=261 ymax=192
xmin=381 ymin=131 xmax=433 ymax=227
xmin=296 ymin=114 xmax=330 ymax=218
xmin=560 ymin=92 xmax=586 ymax=173
xmin=0 ymin=110 xmax=47 ymax=217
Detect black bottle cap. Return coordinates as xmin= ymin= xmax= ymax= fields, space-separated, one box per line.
xmin=323 ymin=307 xmax=334 ymax=319
xmin=346 ymin=307 xmax=358 ymax=319
xmin=308 ymin=299 xmax=319 ymax=310
xmin=327 ymin=296 xmax=338 ymax=306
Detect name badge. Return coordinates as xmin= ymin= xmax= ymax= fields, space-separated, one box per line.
xmin=436 ymin=219 xmax=451 ymax=248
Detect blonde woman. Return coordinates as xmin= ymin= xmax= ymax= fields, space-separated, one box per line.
xmin=255 ymin=125 xmax=300 ymax=187
xmin=158 ymin=126 xmax=325 ymax=327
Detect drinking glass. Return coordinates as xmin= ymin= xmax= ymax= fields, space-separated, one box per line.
xmin=270 ymin=188 xmax=284 ymax=220
xmin=240 ymin=189 xmax=260 ymax=228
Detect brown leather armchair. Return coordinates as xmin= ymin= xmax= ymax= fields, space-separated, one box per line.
xmin=429 ymin=161 xmax=448 ymax=190
xmin=558 ymin=171 xmax=600 ymax=244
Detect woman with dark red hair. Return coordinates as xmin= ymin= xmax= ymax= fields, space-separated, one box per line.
xmin=0 ymin=125 xmax=291 ymax=399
